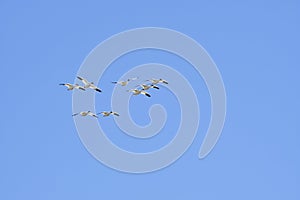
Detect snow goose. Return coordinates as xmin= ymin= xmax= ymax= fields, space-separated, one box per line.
xmin=138 ymin=84 xmax=159 ymax=90
xmin=77 ymin=76 xmax=102 ymax=92
xmin=147 ymin=78 xmax=168 ymax=84
xmin=59 ymin=83 xmax=85 ymax=91
xmin=127 ymin=89 xmax=151 ymax=97
xmin=112 ymin=77 xmax=138 ymax=86
xmin=97 ymin=111 xmax=120 ymax=117
xmin=72 ymin=111 xmax=98 ymax=118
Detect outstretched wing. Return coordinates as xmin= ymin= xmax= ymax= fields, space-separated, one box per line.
xmin=77 ymin=76 xmax=90 ymax=85
xmin=88 ymin=112 xmax=98 ymax=118
xmin=112 ymin=112 xmax=120 ymax=116
xmin=94 ymin=87 xmax=102 ymax=92
xmin=151 ymin=85 xmax=160 ymax=89
xmin=141 ymin=91 xmax=151 ymax=97
xmin=78 ymin=86 xmax=85 ymax=91
xmin=89 ymin=84 xmax=102 ymax=92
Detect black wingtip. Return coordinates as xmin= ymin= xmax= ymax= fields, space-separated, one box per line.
xmin=96 ymin=89 xmax=102 ymax=92
xmin=145 ymin=93 xmax=151 ymax=97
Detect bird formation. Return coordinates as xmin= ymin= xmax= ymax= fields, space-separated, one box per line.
xmin=60 ymin=76 xmax=168 ymax=118
xmin=71 ymin=111 xmax=120 ymax=118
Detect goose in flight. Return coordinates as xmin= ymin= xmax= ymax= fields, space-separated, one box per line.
xmin=72 ymin=111 xmax=98 ymax=118
xmin=147 ymin=78 xmax=168 ymax=84
xmin=77 ymin=76 xmax=102 ymax=92
xmin=97 ymin=111 xmax=120 ymax=117
xmin=59 ymin=83 xmax=85 ymax=91
xmin=112 ymin=77 xmax=138 ymax=86
xmin=127 ymin=89 xmax=151 ymax=97
xmin=138 ymin=84 xmax=159 ymax=90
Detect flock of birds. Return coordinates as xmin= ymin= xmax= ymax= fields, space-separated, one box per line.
xmin=60 ymin=76 xmax=168 ymax=118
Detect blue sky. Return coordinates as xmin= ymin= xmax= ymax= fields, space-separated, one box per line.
xmin=1 ymin=0 xmax=299 ymax=199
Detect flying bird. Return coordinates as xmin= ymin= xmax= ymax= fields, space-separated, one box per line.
xmin=72 ymin=111 xmax=98 ymax=118
xmin=59 ymin=83 xmax=85 ymax=91
xmin=97 ymin=111 xmax=120 ymax=117
xmin=112 ymin=77 xmax=138 ymax=86
xmin=77 ymin=76 xmax=102 ymax=92
xmin=127 ymin=89 xmax=151 ymax=97
xmin=138 ymin=84 xmax=159 ymax=90
xmin=147 ymin=78 xmax=168 ymax=84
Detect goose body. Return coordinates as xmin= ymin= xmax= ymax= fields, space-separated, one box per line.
xmin=98 ymin=111 xmax=120 ymax=117
xmin=147 ymin=78 xmax=168 ymax=84
xmin=127 ymin=89 xmax=151 ymax=97
xmin=59 ymin=83 xmax=85 ymax=91
xmin=72 ymin=111 xmax=98 ymax=118
xmin=112 ymin=77 xmax=138 ymax=86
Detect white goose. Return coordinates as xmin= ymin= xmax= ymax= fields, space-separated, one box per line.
xmin=97 ymin=111 xmax=120 ymax=117
xmin=138 ymin=84 xmax=159 ymax=90
xmin=112 ymin=77 xmax=138 ymax=86
xmin=127 ymin=89 xmax=151 ymax=97
xmin=59 ymin=83 xmax=85 ymax=91
xmin=72 ymin=111 xmax=98 ymax=118
xmin=147 ymin=78 xmax=168 ymax=84
xmin=77 ymin=76 xmax=102 ymax=92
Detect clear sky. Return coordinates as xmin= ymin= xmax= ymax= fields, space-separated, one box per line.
xmin=1 ymin=0 xmax=299 ymax=199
